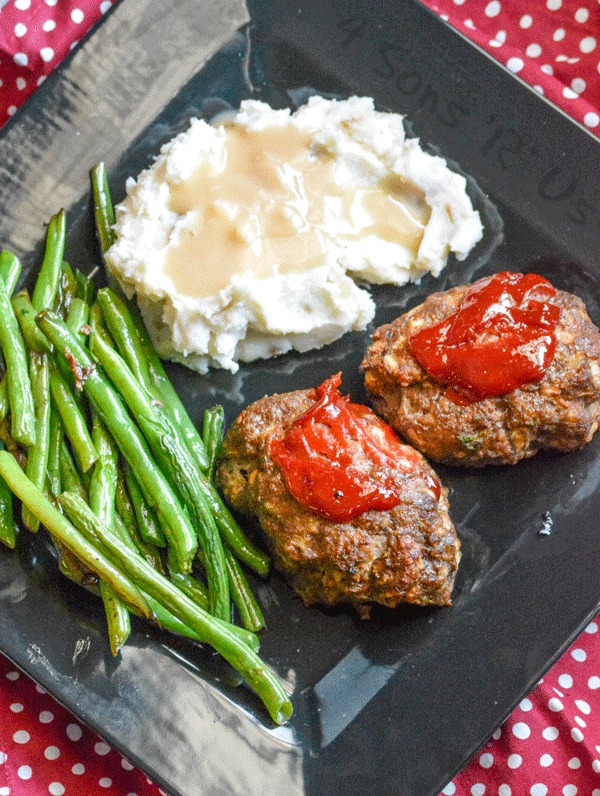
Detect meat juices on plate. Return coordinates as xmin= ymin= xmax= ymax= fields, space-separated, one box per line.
xmin=216 ymin=376 xmax=460 ymax=615
xmin=362 ymin=272 xmax=600 ymax=466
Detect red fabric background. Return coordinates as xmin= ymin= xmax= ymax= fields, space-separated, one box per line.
xmin=0 ymin=1 xmax=598 ymax=794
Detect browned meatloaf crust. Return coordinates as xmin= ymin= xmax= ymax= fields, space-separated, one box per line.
xmin=216 ymin=388 xmax=460 ymax=613
xmin=362 ymin=281 xmax=600 ymax=466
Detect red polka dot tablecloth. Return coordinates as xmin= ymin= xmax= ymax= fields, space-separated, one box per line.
xmin=0 ymin=2 xmax=599 ymax=795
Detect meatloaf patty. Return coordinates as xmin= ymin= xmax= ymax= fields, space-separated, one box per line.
xmin=362 ymin=278 xmax=600 ymax=466
xmin=216 ymin=385 xmax=460 ymax=613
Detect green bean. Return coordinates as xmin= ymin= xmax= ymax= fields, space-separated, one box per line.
xmin=59 ymin=490 xmax=291 ymax=724
xmin=97 ymin=288 xmax=209 ymax=470
xmin=203 ymin=405 xmax=224 ymax=481
xmin=89 ymin=416 xmax=130 ymax=655
xmin=0 ymin=442 xmax=17 ymax=549
xmin=0 ymin=378 xmax=8 ymax=422
xmin=32 ymin=210 xmax=66 ymax=313
xmin=37 ymin=311 xmax=197 ymax=573
xmin=88 ymin=328 xmax=229 ymax=618
xmin=53 ymin=537 xmax=97 ymax=589
xmin=23 ymin=354 xmax=51 ymax=531
xmin=123 ymin=462 xmax=165 ymax=547
xmin=66 ymin=297 xmax=90 ymax=342
xmin=12 ymin=291 xmax=51 ymax=353
xmin=0 ymin=250 xmax=22 ymax=295
xmin=224 ymin=548 xmax=266 ymax=632
xmin=211 ymin=489 xmax=270 ymax=577
xmin=54 ymin=261 xmax=76 ymax=318
xmin=170 ymin=571 xmax=209 ymax=612
xmin=0 ymin=278 xmax=36 ymax=446
xmin=58 ymin=438 xmax=87 ymax=501
xmin=46 ymin=409 xmax=62 ymax=499
xmin=75 ymin=270 xmax=96 ymax=305
xmin=49 ymin=365 xmax=97 ymax=473
xmin=0 ymin=451 xmax=153 ymax=619
xmin=90 ymin=163 xmax=116 ymax=254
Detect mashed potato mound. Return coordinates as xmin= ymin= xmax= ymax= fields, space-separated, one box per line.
xmin=106 ymin=96 xmax=483 ymax=373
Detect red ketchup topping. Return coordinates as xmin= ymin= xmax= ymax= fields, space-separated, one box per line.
xmin=270 ymin=374 xmax=440 ymax=522
xmin=408 ymin=271 xmax=561 ymax=404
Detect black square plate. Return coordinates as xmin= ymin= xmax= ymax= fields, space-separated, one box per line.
xmin=0 ymin=1 xmax=598 ymax=795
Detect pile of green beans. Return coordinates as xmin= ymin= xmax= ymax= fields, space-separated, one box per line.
xmin=0 ymin=166 xmax=292 ymax=725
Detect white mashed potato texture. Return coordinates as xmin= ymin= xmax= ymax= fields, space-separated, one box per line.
xmin=106 ymin=96 xmax=483 ymax=373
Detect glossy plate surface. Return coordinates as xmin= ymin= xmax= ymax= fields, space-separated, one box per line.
xmin=0 ymin=1 xmax=599 ymax=795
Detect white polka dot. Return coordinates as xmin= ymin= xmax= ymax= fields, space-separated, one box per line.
xmin=49 ymin=784 xmax=65 ymax=796
xmin=574 ymin=715 xmax=586 ymax=728
xmin=592 ymin=790 xmax=600 ymax=796
xmin=580 ymin=37 xmax=596 ymax=54
xmin=593 ymin=761 xmax=600 ymax=774
xmin=563 ymin=87 xmax=578 ymax=99
xmin=0 ymin=788 xmax=8 ymax=796
xmin=14 ymin=0 xmax=31 ymax=8
xmin=530 ymin=786 xmax=548 ymax=796
xmin=512 ymin=721 xmax=531 ymax=739
xmin=95 ymin=741 xmax=111 ymax=755
xmin=562 ymin=787 xmax=577 ymax=796
xmin=40 ymin=47 xmax=55 ymax=63
xmin=39 ymin=711 xmax=54 ymax=723
xmin=571 ymin=77 xmax=586 ymax=94
xmin=69 ymin=40 xmax=79 ymax=51
xmin=100 ymin=0 xmax=113 ymax=11
xmin=66 ymin=723 xmax=82 ymax=741
xmin=520 ymin=14 xmax=533 ymax=28
xmin=7 ymin=106 xmax=18 ymax=117
xmin=526 ymin=43 xmax=542 ymax=57
xmin=585 ymin=621 xmax=598 ymax=633
xmin=507 ymin=754 xmax=522 ymax=768
xmin=0 ymin=752 xmax=7 ymax=764
xmin=44 ymin=746 xmax=60 ymax=760
xmin=575 ymin=698 xmax=591 ymax=714
xmin=71 ymin=763 xmax=85 ymax=775
xmin=442 ymin=784 xmax=456 ymax=795
xmin=479 ymin=753 xmax=494 ymax=768
xmin=546 ymin=0 xmax=561 ymax=9
xmin=558 ymin=674 xmax=573 ymax=688
xmin=588 ymin=675 xmax=600 ymax=688
xmin=541 ymin=63 xmax=554 ymax=74
xmin=121 ymin=758 xmax=134 ymax=770
xmin=17 ymin=765 xmax=32 ymax=780
xmin=13 ymin=730 xmax=30 ymax=744
xmin=571 ymin=727 xmax=584 ymax=742
xmin=520 ymin=698 xmax=533 ymax=711
xmin=6 ymin=671 xmax=19 ymax=681
xmin=16 ymin=77 xmax=26 ymax=91
xmin=492 ymin=728 xmax=502 ymax=740
xmin=35 ymin=685 xmax=46 ymax=695
xmin=499 ymin=787 xmax=512 ymax=796
xmin=42 ymin=19 xmax=56 ymax=32
xmin=575 ymin=8 xmax=589 ymax=22
xmin=71 ymin=8 xmax=84 ymax=23
xmin=10 ymin=703 xmax=23 ymax=712
xmin=553 ymin=27 xmax=566 ymax=41
xmin=485 ymin=1 xmax=501 ymax=16
xmin=494 ymin=30 xmax=507 ymax=44
xmin=14 ymin=22 xmax=27 ymax=37
xmin=37 ymin=76 xmax=46 ymax=86
xmin=471 ymin=785 xmax=485 ymax=796
xmin=99 ymin=779 xmax=112 ymax=789
xmin=542 ymin=726 xmax=559 ymax=740
xmin=540 ymin=753 xmax=553 ymax=766
xmin=13 ymin=52 xmax=28 ymax=67
xmin=568 ymin=757 xmax=581 ymax=769
xmin=45 ymin=0 xmax=58 ymax=5
xmin=507 ymin=57 xmax=524 ymax=73
xmin=464 ymin=19 xmax=476 ymax=29
xmin=548 ymin=697 xmax=564 ymax=711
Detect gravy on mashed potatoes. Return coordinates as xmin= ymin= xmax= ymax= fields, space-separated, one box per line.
xmin=106 ymin=96 xmax=483 ymax=373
